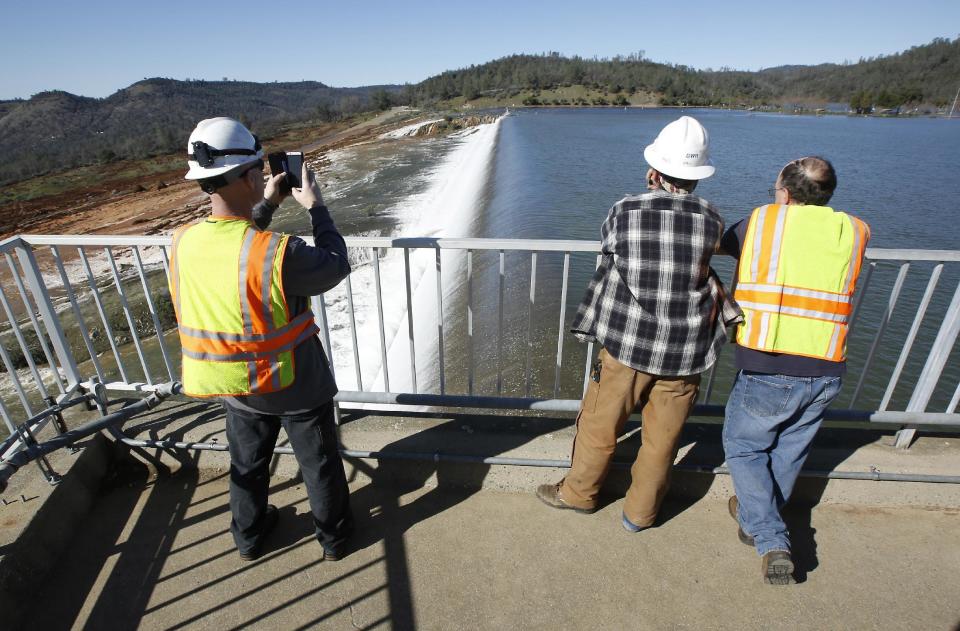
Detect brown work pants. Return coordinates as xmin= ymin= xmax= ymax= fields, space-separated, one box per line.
xmin=560 ymin=349 xmax=700 ymax=527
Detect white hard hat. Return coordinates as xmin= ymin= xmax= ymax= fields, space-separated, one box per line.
xmin=643 ymin=116 xmax=715 ymax=180
xmin=184 ymin=117 xmax=263 ymax=180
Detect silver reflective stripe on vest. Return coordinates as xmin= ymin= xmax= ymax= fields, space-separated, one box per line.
xmin=261 ymin=233 xmax=282 ymax=330
xmin=735 ymin=300 xmax=848 ymax=323
xmin=842 ymin=217 xmax=863 ymax=295
xmin=735 ymin=282 xmax=851 ymax=304
xmin=749 ymin=205 xmax=768 ymax=282
xmin=765 ymin=205 xmax=789 ymax=283
xmin=181 ymin=320 xmax=320 ymax=362
xmin=178 ymin=310 xmax=316 ymax=343
xmin=826 ymin=323 xmax=843 ymax=359
xmin=238 ymin=228 xmax=256 ymax=335
xmin=171 ymin=228 xmax=187 ymax=319
xmin=758 ymin=312 xmax=771 ymax=348
xmin=270 ymin=357 xmax=281 ymax=391
xmin=248 ymin=360 xmax=259 ymax=393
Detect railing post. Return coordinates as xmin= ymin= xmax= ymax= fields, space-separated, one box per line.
xmin=12 ymin=240 xmax=81 ymax=392
xmin=895 ymin=280 xmax=960 ymax=448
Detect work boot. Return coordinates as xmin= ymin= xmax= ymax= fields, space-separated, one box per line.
xmin=238 ymin=504 xmax=279 ymax=561
xmin=322 ymin=521 xmax=354 ymax=562
xmin=728 ymin=496 xmax=754 ymax=546
xmin=761 ymin=550 xmax=796 ymax=585
xmin=535 ymin=482 xmax=594 ymax=514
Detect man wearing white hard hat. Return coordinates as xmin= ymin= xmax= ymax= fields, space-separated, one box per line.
xmin=171 ymin=117 xmax=354 ymax=562
xmin=537 ymin=116 xmax=741 ymax=532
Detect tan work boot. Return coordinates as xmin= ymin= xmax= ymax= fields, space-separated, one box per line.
xmin=761 ymin=550 xmax=796 ymax=585
xmin=727 ymin=496 xmax=755 ymax=546
xmin=535 ymin=482 xmax=595 ymax=514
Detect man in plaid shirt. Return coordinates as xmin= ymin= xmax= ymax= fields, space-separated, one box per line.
xmin=537 ymin=116 xmax=741 ymax=532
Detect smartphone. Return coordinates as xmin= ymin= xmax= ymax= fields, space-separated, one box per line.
xmin=267 ymin=151 xmax=304 ymax=192
xmin=284 ymin=152 xmax=303 ymax=189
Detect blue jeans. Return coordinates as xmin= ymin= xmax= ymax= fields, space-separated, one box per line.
xmin=722 ymin=371 xmax=842 ymax=556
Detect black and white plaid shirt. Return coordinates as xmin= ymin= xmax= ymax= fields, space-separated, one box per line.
xmin=571 ymin=190 xmax=742 ymax=376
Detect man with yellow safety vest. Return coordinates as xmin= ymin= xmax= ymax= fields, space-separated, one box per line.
xmin=720 ymin=156 xmax=869 ymax=585
xmin=171 ymin=117 xmax=353 ymax=562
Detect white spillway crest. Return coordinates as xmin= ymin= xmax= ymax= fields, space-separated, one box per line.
xmin=323 ymin=117 xmax=502 ymax=396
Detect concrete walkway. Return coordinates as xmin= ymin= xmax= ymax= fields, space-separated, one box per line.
xmin=20 ymin=468 xmax=960 ymax=630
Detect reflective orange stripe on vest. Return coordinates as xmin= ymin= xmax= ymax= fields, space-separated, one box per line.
xmin=179 ymin=310 xmax=318 ymax=360
xmin=240 ymin=230 xmax=286 ymax=336
xmin=843 ymin=216 xmax=870 ymax=294
xmin=734 ymin=283 xmax=852 ymax=322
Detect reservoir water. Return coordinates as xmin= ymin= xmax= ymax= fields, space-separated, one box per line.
xmin=284 ymin=108 xmax=960 ymax=414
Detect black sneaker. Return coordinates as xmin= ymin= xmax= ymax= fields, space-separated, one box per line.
xmin=238 ymin=504 xmax=279 ymax=562
xmin=727 ymin=496 xmax=755 ymax=547
xmin=761 ymin=550 xmax=796 ymax=585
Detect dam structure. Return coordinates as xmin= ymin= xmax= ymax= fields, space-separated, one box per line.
xmin=2 ymin=99 xmax=960 ymax=631
xmin=0 ymin=228 xmax=958 ymax=629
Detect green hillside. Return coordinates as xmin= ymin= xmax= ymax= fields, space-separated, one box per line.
xmin=2 ymin=37 xmax=957 ymax=187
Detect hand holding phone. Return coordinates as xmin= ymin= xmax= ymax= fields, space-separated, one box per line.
xmin=267 ymin=151 xmax=304 ymax=193
xmin=291 ymin=163 xmax=325 ymax=210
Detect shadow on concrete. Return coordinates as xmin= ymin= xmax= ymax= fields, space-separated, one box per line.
xmin=24 ymin=441 xmax=203 ymax=629
xmin=670 ymin=423 xmax=887 ymax=583
xmin=17 ymin=392 xmax=915 ymax=626
xmin=21 ymin=403 xmax=561 ymax=629
xmin=567 ymin=415 xmax=889 ymax=584
xmin=335 ymin=408 xmax=569 ymax=630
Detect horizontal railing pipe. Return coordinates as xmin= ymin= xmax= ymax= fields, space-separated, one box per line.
xmin=4 ymin=234 xmax=960 ymax=470
xmin=98 ymin=433 xmax=960 ymax=485
xmin=19 ymin=234 xmax=960 ymax=262
xmin=0 ymin=382 xmax=181 ymax=492
xmin=333 ymin=391 xmax=960 ymax=427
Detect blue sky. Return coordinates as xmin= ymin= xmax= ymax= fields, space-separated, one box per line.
xmin=1 ymin=0 xmax=957 ymax=100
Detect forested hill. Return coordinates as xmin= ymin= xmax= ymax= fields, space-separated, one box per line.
xmin=413 ymin=37 xmax=960 ymax=108
xmin=0 ymin=79 xmax=400 ymax=186
xmin=2 ymin=37 xmax=958 ymax=187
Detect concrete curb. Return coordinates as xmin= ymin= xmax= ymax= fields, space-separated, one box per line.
xmin=116 ymin=399 xmax=960 ymax=508
xmin=0 ymin=432 xmax=115 ymax=626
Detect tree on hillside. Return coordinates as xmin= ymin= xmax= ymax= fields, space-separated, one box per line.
xmin=372 ymin=89 xmax=392 ymax=111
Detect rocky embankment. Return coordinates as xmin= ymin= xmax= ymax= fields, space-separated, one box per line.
xmin=410 ymin=115 xmax=499 ymax=137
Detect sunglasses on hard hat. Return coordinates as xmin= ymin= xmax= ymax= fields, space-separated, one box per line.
xmin=191 ymin=135 xmax=263 ymax=167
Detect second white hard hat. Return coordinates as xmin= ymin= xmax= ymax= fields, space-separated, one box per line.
xmin=643 ymin=116 xmax=715 ymax=180
xmin=184 ymin=117 xmax=263 ymax=180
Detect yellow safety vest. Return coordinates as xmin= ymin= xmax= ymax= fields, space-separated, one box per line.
xmin=735 ymin=204 xmax=870 ymax=362
xmin=169 ymin=216 xmax=320 ymax=397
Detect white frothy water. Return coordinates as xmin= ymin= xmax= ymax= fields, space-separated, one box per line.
xmin=322 ymin=119 xmax=501 ymax=395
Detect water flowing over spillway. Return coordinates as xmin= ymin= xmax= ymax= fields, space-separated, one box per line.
xmin=323 ymin=118 xmax=502 ymax=394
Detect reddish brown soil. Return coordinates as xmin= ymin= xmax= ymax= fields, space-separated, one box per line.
xmin=0 ymin=110 xmax=415 ymax=241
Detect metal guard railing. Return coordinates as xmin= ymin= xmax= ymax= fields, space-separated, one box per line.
xmin=0 ymin=233 xmax=957 ymax=472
